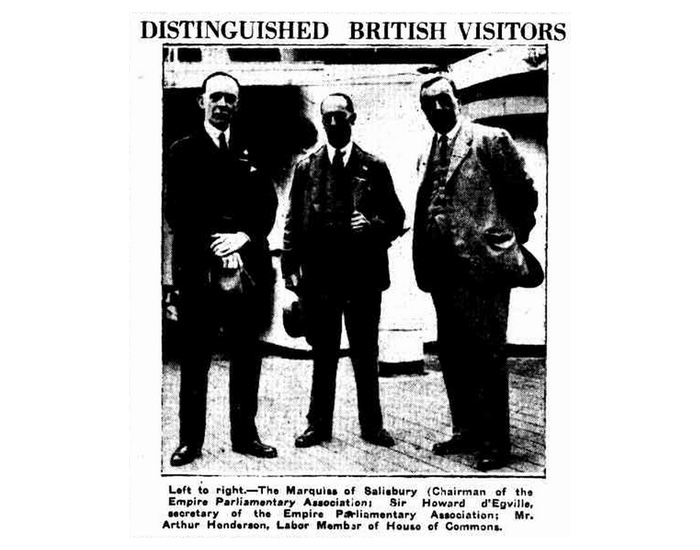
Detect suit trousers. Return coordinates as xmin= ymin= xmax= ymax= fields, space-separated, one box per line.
xmin=177 ymin=283 xmax=266 ymax=448
xmin=303 ymin=288 xmax=384 ymax=436
xmin=431 ymin=283 xmax=511 ymax=454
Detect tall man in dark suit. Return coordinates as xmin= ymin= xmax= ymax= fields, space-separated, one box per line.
xmin=283 ymin=93 xmax=405 ymax=448
xmin=414 ymin=76 xmax=538 ymax=471
xmin=164 ymin=71 xmax=278 ymax=466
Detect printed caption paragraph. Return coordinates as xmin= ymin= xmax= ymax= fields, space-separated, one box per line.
xmin=162 ymin=481 xmax=538 ymax=534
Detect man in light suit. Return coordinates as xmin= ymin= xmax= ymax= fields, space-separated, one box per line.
xmin=283 ymin=93 xmax=405 ymax=448
xmin=164 ymin=71 xmax=278 ymax=466
xmin=413 ymin=76 xmax=538 ymax=471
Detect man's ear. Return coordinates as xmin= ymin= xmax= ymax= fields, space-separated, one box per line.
xmin=348 ymin=112 xmax=357 ymax=125
xmin=197 ymin=95 xmax=204 ymax=109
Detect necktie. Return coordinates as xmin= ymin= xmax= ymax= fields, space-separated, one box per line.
xmin=429 ymin=134 xmax=449 ymax=188
xmin=438 ymin=134 xmax=449 ymax=170
xmin=218 ymin=132 xmax=227 ymax=152
xmin=427 ymin=135 xmax=450 ymax=235
xmin=332 ymin=149 xmax=344 ymax=172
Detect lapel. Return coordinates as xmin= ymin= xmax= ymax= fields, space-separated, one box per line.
xmin=194 ymin=126 xmax=219 ymax=154
xmin=306 ymin=146 xmax=326 ymax=207
xmin=445 ymin=119 xmax=474 ymax=183
xmin=417 ymin=135 xmax=435 ymax=189
xmin=347 ymin=144 xmax=373 ymax=208
xmin=306 ymin=143 xmax=368 ymax=208
xmin=195 ymin=126 xmax=241 ymax=164
xmin=346 ymin=143 xmax=364 ymax=178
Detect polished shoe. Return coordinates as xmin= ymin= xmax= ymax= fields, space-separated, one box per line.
xmin=170 ymin=445 xmax=202 ymax=467
xmin=362 ymin=428 xmax=396 ymax=448
xmin=475 ymin=451 xmax=509 ymax=472
xmin=432 ymin=435 xmax=476 ymax=456
xmin=294 ymin=426 xmax=332 ymax=448
xmin=232 ymin=439 xmax=278 ymax=458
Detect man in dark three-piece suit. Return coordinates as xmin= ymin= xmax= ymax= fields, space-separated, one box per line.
xmin=414 ymin=76 xmax=539 ymax=471
xmin=164 ymin=72 xmax=278 ymax=466
xmin=282 ymin=93 xmax=405 ymax=448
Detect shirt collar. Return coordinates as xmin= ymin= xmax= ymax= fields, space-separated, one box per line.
xmin=326 ymin=141 xmax=353 ymax=166
xmin=204 ymin=120 xmax=230 ymax=148
xmin=437 ymin=119 xmax=461 ymax=144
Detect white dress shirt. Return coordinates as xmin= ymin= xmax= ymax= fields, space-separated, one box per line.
xmin=326 ymin=141 xmax=353 ymax=166
xmin=204 ymin=120 xmax=230 ymax=149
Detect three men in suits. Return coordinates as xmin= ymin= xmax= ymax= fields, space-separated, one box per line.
xmin=164 ymin=72 xmax=278 ymax=466
xmin=282 ymin=93 xmax=406 ymax=448
xmin=413 ymin=76 xmax=538 ymax=471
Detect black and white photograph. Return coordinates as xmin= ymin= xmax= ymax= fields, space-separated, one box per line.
xmin=160 ymin=44 xmax=548 ymax=477
xmin=7 ymin=4 xmax=698 ymax=546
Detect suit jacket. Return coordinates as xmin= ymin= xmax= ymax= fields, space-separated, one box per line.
xmin=413 ymin=120 xmax=538 ymax=292
xmin=282 ymin=143 xmax=405 ymax=292
xmin=164 ymin=128 xmax=278 ymax=291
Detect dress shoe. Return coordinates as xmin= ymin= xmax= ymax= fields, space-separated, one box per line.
xmin=432 ymin=434 xmax=476 ymax=456
xmin=170 ymin=445 xmax=202 ymax=467
xmin=294 ymin=426 xmax=332 ymax=448
xmin=475 ymin=451 xmax=509 ymax=472
xmin=232 ymin=439 xmax=278 ymax=458
xmin=362 ymin=428 xmax=396 ymax=448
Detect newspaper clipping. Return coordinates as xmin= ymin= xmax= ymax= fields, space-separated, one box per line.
xmin=130 ymin=12 xmax=570 ymax=537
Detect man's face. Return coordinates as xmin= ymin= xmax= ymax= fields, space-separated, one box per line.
xmin=199 ymin=75 xmax=239 ymax=130
xmin=321 ymin=95 xmax=356 ymax=149
xmin=420 ymin=79 xmax=460 ymax=135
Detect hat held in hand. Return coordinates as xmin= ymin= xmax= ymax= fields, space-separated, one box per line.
xmin=283 ymin=297 xmax=305 ymax=338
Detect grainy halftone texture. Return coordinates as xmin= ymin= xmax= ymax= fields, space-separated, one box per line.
xmin=161 ymin=356 xmax=544 ymax=476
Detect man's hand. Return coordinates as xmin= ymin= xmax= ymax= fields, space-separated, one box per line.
xmin=285 ymin=272 xmax=300 ymax=293
xmin=211 ymin=232 xmax=250 ymax=257
xmin=350 ymin=210 xmax=371 ymax=234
